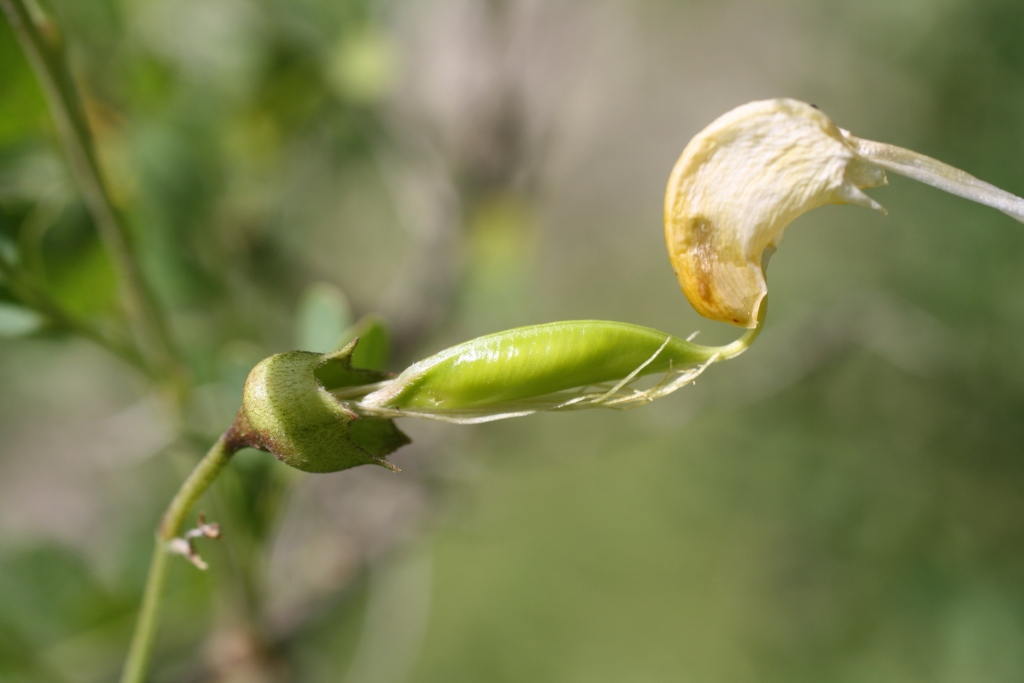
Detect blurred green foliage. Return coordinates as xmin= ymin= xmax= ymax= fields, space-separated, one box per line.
xmin=2 ymin=0 xmax=1024 ymax=681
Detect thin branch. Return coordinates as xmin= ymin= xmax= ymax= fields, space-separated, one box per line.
xmin=0 ymin=0 xmax=182 ymax=386
xmin=119 ymin=416 xmax=253 ymax=683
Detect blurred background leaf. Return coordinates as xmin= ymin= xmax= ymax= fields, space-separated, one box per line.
xmin=0 ymin=302 xmax=42 ymax=336
xmin=342 ymin=315 xmax=392 ymax=371
xmin=296 ymin=281 xmax=353 ymax=353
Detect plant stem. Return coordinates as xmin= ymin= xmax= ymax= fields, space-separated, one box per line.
xmin=716 ymin=296 xmax=768 ymax=361
xmin=120 ymin=538 xmax=170 ymax=683
xmin=850 ymin=135 xmax=1024 ymax=224
xmin=0 ymin=0 xmax=182 ymax=388
xmin=120 ymin=428 xmax=244 ymax=683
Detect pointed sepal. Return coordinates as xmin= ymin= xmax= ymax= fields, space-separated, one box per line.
xmin=242 ymin=339 xmax=410 ymax=473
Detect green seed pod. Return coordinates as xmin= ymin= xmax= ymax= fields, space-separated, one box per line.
xmin=358 ymin=318 xmax=761 ymax=421
xmin=242 ymin=339 xmax=409 ymax=473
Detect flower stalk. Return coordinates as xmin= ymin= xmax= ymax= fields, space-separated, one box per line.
xmin=119 ymin=416 xmax=257 ymax=683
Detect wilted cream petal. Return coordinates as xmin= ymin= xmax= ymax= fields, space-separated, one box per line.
xmin=664 ymin=98 xmax=887 ymax=328
xmin=665 ymin=98 xmax=1024 ymax=328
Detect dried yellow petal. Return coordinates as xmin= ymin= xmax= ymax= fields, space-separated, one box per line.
xmin=665 ymin=98 xmax=1024 ymax=327
xmin=664 ymin=99 xmax=886 ymax=327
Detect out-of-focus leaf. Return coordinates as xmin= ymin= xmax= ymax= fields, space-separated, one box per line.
xmin=295 ymin=281 xmax=352 ymax=353
xmin=131 ymin=122 xmax=222 ymax=306
xmin=0 ymin=236 xmax=16 ymax=284
xmin=0 ymin=151 xmax=73 ymax=205
xmin=327 ymin=26 xmax=399 ymax=104
xmin=340 ymin=314 xmax=391 ymax=371
xmin=47 ymin=241 xmax=119 ymax=318
xmin=0 ymin=543 xmax=128 ymax=675
xmin=0 ymin=303 xmax=43 ymax=337
xmin=0 ymin=26 xmax=47 ymax=145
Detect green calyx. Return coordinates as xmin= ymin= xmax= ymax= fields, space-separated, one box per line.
xmin=241 ymin=339 xmax=409 ymax=473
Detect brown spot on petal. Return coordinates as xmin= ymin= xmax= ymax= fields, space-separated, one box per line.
xmin=688 ymin=216 xmax=716 ymax=307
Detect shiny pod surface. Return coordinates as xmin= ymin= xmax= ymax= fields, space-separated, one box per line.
xmin=361 ymin=320 xmax=721 ymax=411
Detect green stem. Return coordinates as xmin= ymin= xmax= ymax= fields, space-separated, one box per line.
xmin=715 ymin=296 xmax=767 ymax=361
xmin=120 ymin=540 xmax=170 ymax=683
xmin=120 ymin=429 xmax=243 ymax=683
xmin=0 ymin=0 xmax=182 ymax=387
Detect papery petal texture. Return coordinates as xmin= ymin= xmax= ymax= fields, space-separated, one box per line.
xmin=665 ymin=98 xmax=887 ymax=327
